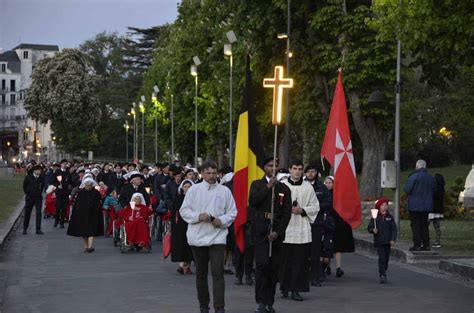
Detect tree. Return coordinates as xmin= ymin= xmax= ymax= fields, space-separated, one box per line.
xmin=24 ymin=49 xmax=101 ymax=153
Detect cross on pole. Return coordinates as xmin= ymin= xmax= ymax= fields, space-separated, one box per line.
xmin=263 ymin=65 xmax=293 ymax=257
xmin=263 ymin=66 xmax=294 ymax=125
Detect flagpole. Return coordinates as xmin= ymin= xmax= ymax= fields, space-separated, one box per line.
xmin=269 ymin=124 xmax=278 ymax=257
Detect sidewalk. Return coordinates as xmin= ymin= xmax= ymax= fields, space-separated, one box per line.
xmin=353 ymin=230 xmax=474 ymax=280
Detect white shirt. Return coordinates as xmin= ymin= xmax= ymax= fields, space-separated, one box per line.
xmin=180 ymin=180 xmax=237 ymax=247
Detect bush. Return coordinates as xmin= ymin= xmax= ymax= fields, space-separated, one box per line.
xmin=417 ymin=142 xmax=454 ymax=167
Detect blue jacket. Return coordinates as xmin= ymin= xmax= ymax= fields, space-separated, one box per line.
xmin=403 ymin=168 xmax=437 ymax=212
xmin=368 ymin=211 xmax=397 ymax=246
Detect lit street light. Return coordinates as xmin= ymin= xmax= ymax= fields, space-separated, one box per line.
xmin=152 ymin=85 xmax=160 ymax=163
xmin=139 ymin=98 xmax=145 ymax=162
xmin=224 ymin=30 xmax=237 ymax=167
xmin=124 ymin=122 xmax=130 ymax=162
xmin=131 ymin=104 xmax=137 ymax=161
xmin=191 ymin=55 xmax=200 ymax=167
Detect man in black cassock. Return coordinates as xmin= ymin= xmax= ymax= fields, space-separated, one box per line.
xmin=249 ymin=158 xmax=292 ymax=313
xmin=54 ymin=159 xmax=71 ymax=228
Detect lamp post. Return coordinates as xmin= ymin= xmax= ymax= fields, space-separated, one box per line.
xmin=131 ymin=103 xmax=137 ymax=161
xmin=152 ymin=85 xmax=160 ymax=163
xmin=124 ymin=122 xmax=130 ymax=162
xmin=394 ymin=6 xmax=402 ymax=240
xmin=167 ymin=81 xmax=175 ymax=163
xmin=139 ymin=97 xmax=145 ymax=163
xmin=191 ymin=55 xmax=200 ymax=167
xmin=224 ymin=30 xmax=237 ymax=167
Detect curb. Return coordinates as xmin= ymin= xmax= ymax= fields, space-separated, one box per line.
xmin=0 ymin=200 xmax=24 ymax=249
xmin=439 ymin=259 xmax=474 ymax=280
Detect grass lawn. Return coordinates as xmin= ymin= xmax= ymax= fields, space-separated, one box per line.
xmin=382 ymin=164 xmax=472 ymax=199
xmin=357 ymin=219 xmax=474 ymax=256
xmin=0 ymin=174 xmax=25 ymax=224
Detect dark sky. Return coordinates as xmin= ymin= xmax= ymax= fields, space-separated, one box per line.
xmin=0 ymin=0 xmax=179 ymax=50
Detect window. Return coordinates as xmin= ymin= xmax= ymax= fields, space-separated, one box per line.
xmin=23 ymin=51 xmax=29 ymax=59
xmin=1 ymin=95 xmax=5 ymax=105
xmin=10 ymin=107 xmax=15 ymax=115
xmin=1 ymin=79 xmax=5 ymax=90
xmin=10 ymin=80 xmax=15 ymax=92
xmin=1 ymin=64 xmax=5 ymax=72
xmin=10 ymin=94 xmax=15 ymax=105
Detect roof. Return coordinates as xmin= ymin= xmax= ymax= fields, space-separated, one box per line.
xmin=0 ymin=50 xmax=20 ymax=63
xmin=12 ymin=44 xmax=59 ymax=51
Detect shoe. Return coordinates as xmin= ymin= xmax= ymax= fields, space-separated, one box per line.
xmin=199 ymin=309 xmax=209 ymax=313
xmin=60 ymin=224 xmax=65 ymax=229
xmin=185 ymin=267 xmax=193 ymax=274
xmin=264 ymin=305 xmax=276 ymax=313
xmin=36 ymin=230 xmax=44 ymax=235
xmin=245 ymin=275 xmax=254 ymax=285
xmin=135 ymin=246 xmax=143 ymax=252
xmin=432 ymin=243 xmax=441 ymax=248
xmin=87 ymin=248 xmax=95 ymax=253
xmin=379 ymin=275 xmax=387 ymax=284
xmin=291 ymin=292 xmax=303 ymax=301
xmin=421 ymin=246 xmax=431 ymax=251
xmin=311 ymin=280 xmax=322 ymax=287
xmin=22 ymin=229 xmax=27 ymax=235
xmin=336 ymin=267 xmax=344 ymax=277
xmin=326 ymin=265 xmax=331 ymax=276
xmin=234 ymin=277 xmax=242 ymax=285
xmin=177 ymin=267 xmax=185 ymax=275
xmin=409 ymin=246 xmax=422 ymax=252
xmin=224 ymin=269 xmax=234 ymax=275
xmin=255 ymin=304 xmax=266 ymax=313
xmin=215 ymin=309 xmax=225 ymax=313
xmin=53 ymin=221 xmax=58 ymax=228
xmin=281 ymin=291 xmax=288 ymax=298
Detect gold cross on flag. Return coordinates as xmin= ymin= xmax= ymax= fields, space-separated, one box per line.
xmin=263 ymin=66 xmax=294 ymax=125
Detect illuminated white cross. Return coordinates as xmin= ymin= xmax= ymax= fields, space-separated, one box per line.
xmin=334 ymin=129 xmax=356 ymax=177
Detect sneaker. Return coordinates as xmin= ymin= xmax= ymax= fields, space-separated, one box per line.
xmin=234 ymin=277 xmax=243 ymax=285
xmin=432 ymin=243 xmax=441 ymax=248
xmin=291 ymin=292 xmax=303 ymax=301
xmin=379 ymin=275 xmax=387 ymax=284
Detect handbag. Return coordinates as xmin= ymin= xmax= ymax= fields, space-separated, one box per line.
xmin=155 ymin=200 xmax=168 ymax=214
xmin=162 ymin=228 xmax=172 ymax=259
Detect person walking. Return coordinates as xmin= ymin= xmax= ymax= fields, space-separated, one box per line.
xmin=280 ymin=160 xmax=319 ymax=301
xmin=367 ymin=197 xmax=397 ymax=283
xmin=180 ymin=160 xmax=237 ymax=313
xmin=171 ymin=179 xmax=194 ymax=274
xmin=67 ymin=178 xmax=104 ymax=252
xmin=54 ymin=159 xmax=72 ymax=229
xmin=249 ymin=157 xmax=292 ymax=313
xmin=22 ymin=164 xmax=45 ymax=235
xmin=430 ymin=173 xmax=445 ymax=248
xmin=403 ymin=160 xmax=437 ymax=251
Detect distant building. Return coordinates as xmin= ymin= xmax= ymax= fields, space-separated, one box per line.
xmin=0 ymin=43 xmax=60 ymax=164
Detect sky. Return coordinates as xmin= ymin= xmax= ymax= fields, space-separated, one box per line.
xmin=0 ymin=0 xmax=179 ymax=51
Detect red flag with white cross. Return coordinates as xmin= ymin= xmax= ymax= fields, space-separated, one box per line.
xmin=321 ymin=70 xmax=361 ymax=229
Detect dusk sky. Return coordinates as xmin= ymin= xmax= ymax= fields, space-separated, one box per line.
xmin=0 ymin=0 xmax=179 ymax=50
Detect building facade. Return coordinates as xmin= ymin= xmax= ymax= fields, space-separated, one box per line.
xmin=0 ymin=44 xmax=59 ymax=164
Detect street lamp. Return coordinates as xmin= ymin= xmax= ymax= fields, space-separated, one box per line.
xmin=166 ymin=81 xmax=175 ymax=163
xmin=191 ymin=55 xmax=200 ymax=167
xmin=152 ymin=85 xmax=160 ymax=163
xmin=139 ymin=97 xmax=145 ymax=162
xmin=131 ymin=104 xmax=137 ymax=161
xmin=224 ymin=30 xmax=237 ymax=167
xmin=124 ymin=122 xmax=130 ymax=162
xmin=277 ymin=0 xmax=291 ymax=169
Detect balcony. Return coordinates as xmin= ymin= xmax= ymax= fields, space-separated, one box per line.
xmin=0 ymin=87 xmax=9 ymax=94
xmin=0 ymin=101 xmax=9 ymax=106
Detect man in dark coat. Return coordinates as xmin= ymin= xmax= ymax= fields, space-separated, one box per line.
xmin=403 ymin=159 xmax=437 ymax=251
xmin=153 ymin=162 xmax=171 ymax=201
xmin=54 ymin=159 xmax=72 ymax=228
xmin=109 ymin=164 xmax=126 ymax=195
xmin=249 ymin=158 xmax=292 ymax=313
xmin=163 ymin=167 xmax=183 ymax=210
xmin=119 ymin=173 xmax=150 ymax=208
xmin=304 ymin=165 xmax=331 ymax=286
xmin=22 ymin=165 xmax=45 ymax=235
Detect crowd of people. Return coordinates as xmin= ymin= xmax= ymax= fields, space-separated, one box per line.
xmin=19 ymin=157 xmax=444 ymax=313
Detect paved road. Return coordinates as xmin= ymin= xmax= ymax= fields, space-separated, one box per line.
xmin=0 ymin=217 xmax=473 ymax=313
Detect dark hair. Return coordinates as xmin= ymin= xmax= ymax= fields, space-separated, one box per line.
xmin=154 ymin=162 xmax=162 ymax=168
xmin=161 ymin=162 xmax=170 ymax=168
xmin=219 ymin=166 xmax=233 ymax=175
xmin=304 ymin=164 xmax=319 ymax=173
xmin=289 ymin=159 xmax=303 ymax=168
xmin=201 ymin=160 xmax=218 ymax=170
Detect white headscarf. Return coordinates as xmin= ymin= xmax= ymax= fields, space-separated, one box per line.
xmin=80 ymin=177 xmax=97 ymax=189
xmin=131 ymin=192 xmax=146 ymax=206
xmin=178 ymin=179 xmax=194 ymax=194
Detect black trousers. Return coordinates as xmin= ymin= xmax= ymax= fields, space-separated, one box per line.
xmin=410 ymin=212 xmax=430 ymax=247
xmin=310 ymin=226 xmax=322 ymax=283
xmin=24 ymin=196 xmax=42 ymax=231
xmin=55 ymin=194 xmax=68 ymax=225
xmin=233 ymin=244 xmax=254 ymax=280
xmin=376 ymin=244 xmax=391 ymax=276
xmin=254 ymin=241 xmax=281 ymax=306
xmin=191 ymin=245 xmax=226 ymax=311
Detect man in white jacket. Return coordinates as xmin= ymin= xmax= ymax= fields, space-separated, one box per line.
xmin=280 ymin=160 xmax=319 ymax=301
xmin=180 ymin=160 xmax=237 ymax=313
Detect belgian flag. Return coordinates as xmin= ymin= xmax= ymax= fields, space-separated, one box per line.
xmin=233 ymin=56 xmax=266 ymax=253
